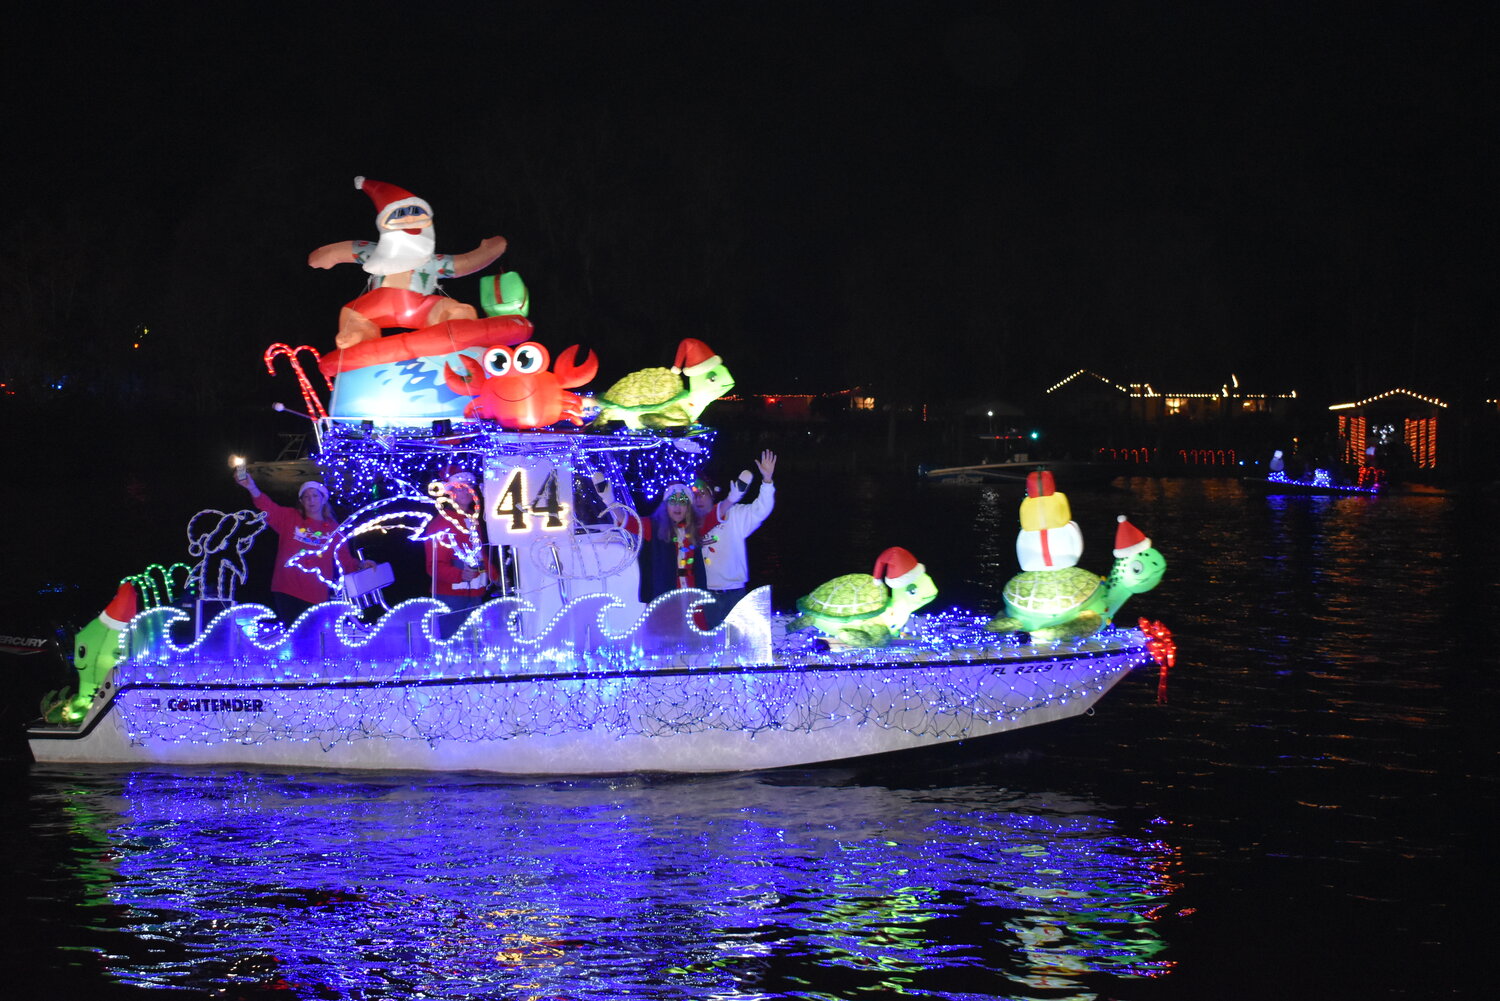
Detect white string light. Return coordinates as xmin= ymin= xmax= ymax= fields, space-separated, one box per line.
xmin=183 ymin=508 xmax=268 ymax=601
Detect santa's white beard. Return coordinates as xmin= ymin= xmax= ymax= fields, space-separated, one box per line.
xmin=362 ymin=228 xmax=437 ymax=275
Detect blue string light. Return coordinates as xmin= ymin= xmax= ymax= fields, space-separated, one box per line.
xmin=77 ymin=595 xmax=1153 ymax=760
xmin=40 ymin=413 xmax=1164 ymax=773
xmin=1265 ymin=469 xmax=1381 ymax=493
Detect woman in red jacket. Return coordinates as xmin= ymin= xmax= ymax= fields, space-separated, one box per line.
xmin=236 ymin=472 xmax=368 ymax=623
xmin=423 ymin=471 xmax=494 ymax=611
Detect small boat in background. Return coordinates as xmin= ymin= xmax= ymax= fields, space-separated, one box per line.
xmin=920 ymin=461 xmax=1119 ymax=488
xmin=1242 ymin=469 xmax=1382 ymax=495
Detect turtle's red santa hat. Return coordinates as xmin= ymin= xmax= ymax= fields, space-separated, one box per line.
xmin=671 ymin=338 xmax=722 ymax=377
xmin=98 ymin=582 xmax=138 ymax=630
xmin=872 ymin=546 xmax=925 ymax=588
xmin=1113 ymin=515 xmax=1151 ymax=558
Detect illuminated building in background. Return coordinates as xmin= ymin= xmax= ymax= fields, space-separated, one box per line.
xmin=716 ymin=387 xmax=872 ymax=421
xmin=1044 ymin=370 xmax=1299 ymax=424
xmin=1037 ymin=370 xmax=1300 ymax=466
xmin=1329 ymin=388 xmax=1449 ymax=471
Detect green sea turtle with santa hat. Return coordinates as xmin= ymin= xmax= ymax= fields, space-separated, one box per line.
xmin=591 ymin=338 xmax=734 ymax=429
xmin=986 ymin=514 xmax=1166 ymax=642
xmin=43 ymin=582 xmax=138 ymax=723
xmin=791 ymin=546 xmax=938 ymax=648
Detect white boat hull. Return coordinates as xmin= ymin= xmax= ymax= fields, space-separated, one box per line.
xmin=28 ymin=590 xmax=1150 ymax=774
xmin=29 ymin=652 xmax=1139 ymax=773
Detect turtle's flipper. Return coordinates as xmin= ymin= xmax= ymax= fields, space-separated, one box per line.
xmin=838 ymin=625 xmax=892 ymax=648
xmin=1031 ymin=612 xmax=1104 ymax=644
xmin=640 ymin=405 xmax=691 ymax=429
xmin=593 ymin=407 xmax=644 ymax=430
xmin=789 ymin=615 xmax=814 ymax=632
xmin=985 ymin=615 xmax=1023 ymax=634
xmin=1059 ymin=611 xmax=1104 ymax=639
xmin=40 ymin=687 xmax=72 ymax=725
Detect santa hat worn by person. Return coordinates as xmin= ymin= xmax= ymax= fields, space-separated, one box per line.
xmin=671 ymin=338 xmax=722 ymax=377
xmin=300 ymin=481 xmax=330 ymax=498
xmin=99 ymin=582 xmax=139 ymax=630
xmin=1113 ymin=515 xmax=1151 ymax=557
xmin=355 ymin=176 xmax=432 ymax=231
xmin=441 ymin=464 xmax=476 ymax=487
xmin=872 ymin=546 xmax=925 ymax=589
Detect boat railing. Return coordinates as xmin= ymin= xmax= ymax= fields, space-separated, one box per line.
xmin=112 ymin=586 xmax=782 ymax=689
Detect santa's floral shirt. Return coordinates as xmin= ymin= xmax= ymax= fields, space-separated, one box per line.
xmin=351 ymin=241 xmax=455 ymax=294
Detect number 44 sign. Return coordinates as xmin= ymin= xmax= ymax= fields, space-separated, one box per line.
xmin=484 ymin=458 xmax=573 ymax=541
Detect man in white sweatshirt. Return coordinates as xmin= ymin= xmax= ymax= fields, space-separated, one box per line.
xmin=693 ymin=450 xmax=777 ymax=628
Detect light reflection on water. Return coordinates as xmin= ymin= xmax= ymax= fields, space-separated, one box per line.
xmin=18 ymin=475 xmax=1497 ymax=1000
xmin=39 ymin=770 xmax=1178 ymax=1000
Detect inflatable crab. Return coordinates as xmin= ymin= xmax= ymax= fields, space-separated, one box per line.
xmin=444 ymin=341 xmax=598 ymax=428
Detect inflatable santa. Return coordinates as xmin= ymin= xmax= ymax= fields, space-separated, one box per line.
xmin=308 ymin=177 xmax=509 ymax=349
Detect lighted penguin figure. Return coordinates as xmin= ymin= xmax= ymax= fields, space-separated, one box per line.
xmin=986 ymin=515 xmax=1166 ymax=643
xmin=50 ymin=583 xmax=137 ymax=723
xmin=790 ymin=547 xmax=938 ymax=648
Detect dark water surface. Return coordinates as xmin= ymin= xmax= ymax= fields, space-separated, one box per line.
xmin=3 ymin=476 xmax=1493 ymax=999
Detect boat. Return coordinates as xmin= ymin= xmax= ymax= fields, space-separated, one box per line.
xmin=1242 ymin=469 xmax=1383 ymax=496
xmin=28 ymin=422 xmax=1165 ymax=773
xmin=26 ymin=587 xmax=1154 ymax=774
xmin=26 ymin=177 xmax=1170 ymax=774
xmin=920 ymin=460 xmax=1120 ymax=487
xmin=28 ymin=443 xmax=1165 ymax=774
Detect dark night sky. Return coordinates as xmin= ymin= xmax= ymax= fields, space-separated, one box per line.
xmin=2 ymin=1 xmax=1492 ymax=408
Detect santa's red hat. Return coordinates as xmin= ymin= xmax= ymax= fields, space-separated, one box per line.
xmin=354 ymin=176 xmax=432 ymax=230
xmin=1113 ymin=515 xmax=1150 ymax=557
xmin=1025 ymin=470 xmax=1056 ymax=498
xmin=99 ymin=583 xmax=138 ymax=630
xmin=872 ymin=546 xmax=925 ymax=588
xmin=671 ymin=338 xmax=722 ymax=377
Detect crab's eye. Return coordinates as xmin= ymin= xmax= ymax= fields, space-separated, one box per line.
xmin=482 ymin=347 xmax=513 ymax=377
xmin=513 ymin=342 xmax=547 ymax=374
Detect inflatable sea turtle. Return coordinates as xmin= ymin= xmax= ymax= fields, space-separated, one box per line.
xmin=43 ymin=582 xmax=137 ymax=723
xmin=592 ymin=337 xmax=734 ymax=429
xmin=790 ymin=547 xmax=938 ymax=648
xmin=986 ymin=515 xmax=1166 ymax=642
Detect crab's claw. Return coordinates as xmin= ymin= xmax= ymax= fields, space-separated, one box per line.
xmin=443 ymin=353 xmax=487 ymax=397
xmin=553 ymin=344 xmax=599 ymax=389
